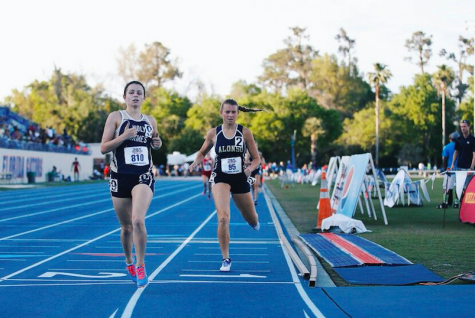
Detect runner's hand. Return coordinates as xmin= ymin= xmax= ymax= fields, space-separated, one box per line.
xmin=151 ymin=132 xmax=162 ymax=149
xmin=123 ymin=122 xmax=137 ymax=140
xmin=244 ymin=167 xmax=252 ymax=177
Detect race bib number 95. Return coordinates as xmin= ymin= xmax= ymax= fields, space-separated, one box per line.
xmin=124 ymin=147 xmax=149 ymax=166
xmin=221 ymin=157 xmax=242 ymax=174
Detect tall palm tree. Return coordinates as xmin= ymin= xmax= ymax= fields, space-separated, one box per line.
xmin=433 ymin=65 xmax=455 ymax=148
xmin=368 ymin=63 xmax=392 ymax=166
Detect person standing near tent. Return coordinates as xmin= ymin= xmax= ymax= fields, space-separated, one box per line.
xmin=451 ymin=120 xmax=475 ymax=203
xmin=189 ymin=99 xmax=263 ymax=272
xmin=438 ymin=132 xmax=459 ymax=209
xmin=100 ymin=81 xmax=162 ymax=288
xmin=71 ymin=158 xmax=81 ymax=182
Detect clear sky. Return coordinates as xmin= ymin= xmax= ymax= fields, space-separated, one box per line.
xmin=1 ymin=0 xmax=473 ymax=102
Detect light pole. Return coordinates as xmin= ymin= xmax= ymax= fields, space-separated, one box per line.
xmin=290 ymin=130 xmax=296 ymax=172
xmin=466 ymin=21 xmax=475 ymax=133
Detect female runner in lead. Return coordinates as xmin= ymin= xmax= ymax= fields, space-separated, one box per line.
xmin=189 ymin=99 xmax=263 ymax=271
xmin=100 ymin=81 xmax=162 ymax=287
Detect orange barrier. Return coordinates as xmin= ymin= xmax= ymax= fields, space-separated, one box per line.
xmin=315 ymin=171 xmax=332 ymax=230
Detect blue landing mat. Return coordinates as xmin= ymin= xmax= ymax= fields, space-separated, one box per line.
xmin=334 ymin=264 xmax=444 ymax=285
xmin=323 ymin=285 xmax=475 ymax=318
xmin=339 ymin=234 xmax=412 ymax=265
xmin=300 ymin=234 xmax=362 ymax=267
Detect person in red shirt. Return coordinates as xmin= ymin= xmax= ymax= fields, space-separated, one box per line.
xmin=201 ymin=153 xmax=214 ymax=198
xmin=71 ymin=158 xmax=81 ymax=182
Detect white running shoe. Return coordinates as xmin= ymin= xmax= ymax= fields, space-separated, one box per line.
xmin=250 ymin=222 xmax=260 ymax=231
xmin=220 ymin=258 xmax=232 ymax=272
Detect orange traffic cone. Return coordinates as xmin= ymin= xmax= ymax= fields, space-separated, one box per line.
xmin=315 ymin=171 xmax=332 ymax=230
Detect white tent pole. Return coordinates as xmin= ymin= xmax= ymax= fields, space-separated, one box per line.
xmin=365 ymin=178 xmax=378 ymax=220
xmin=358 ymin=196 xmax=365 ymax=215
xmin=369 ymin=154 xmax=388 ymax=225
xmin=361 ymin=184 xmax=372 ymax=217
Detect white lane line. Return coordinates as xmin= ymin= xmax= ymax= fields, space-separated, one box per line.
xmin=0 ymin=280 xmax=295 ymax=287
xmin=180 ymin=274 xmax=266 ymax=278
xmin=49 ymin=269 xmax=121 ymax=271
xmin=0 ymin=252 xmax=45 ymax=254
xmin=263 ymin=187 xmax=325 ymax=318
xmin=3 ymin=239 xmax=88 ymax=242
xmin=0 ymin=192 xmax=107 ymax=212
xmin=2 ymin=188 xmax=102 ymax=205
xmin=0 ymin=186 xmax=201 ymax=241
xmin=188 ymin=261 xmax=269 ymax=264
xmin=0 ymin=184 xmax=185 ymax=223
xmin=95 ymin=246 xmax=163 ymax=249
xmin=0 ymin=185 xmax=107 ymax=200
xmin=109 ymin=308 xmax=119 ymax=318
xmin=0 ymin=245 xmax=60 ymax=248
xmin=147 ymin=240 xmax=280 ymax=244
xmin=0 ymin=209 xmax=115 ymax=242
xmin=0 ymin=193 xmax=202 ymax=281
xmin=194 ymin=253 xmax=268 ymax=256
xmin=120 ymin=209 xmax=217 ymax=318
xmin=181 ymin=269 xmax=271 ymax=273
xmin=67 ymin=260 xmax=126 ymax=262
xmin=198 ymin=247 xmax=268 ymax=250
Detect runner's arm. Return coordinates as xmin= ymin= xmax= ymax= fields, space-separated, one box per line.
xmin=190 ymin=129 xmax=215 ymax=172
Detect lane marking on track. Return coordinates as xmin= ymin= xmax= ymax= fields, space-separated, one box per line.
xmin=0 ymin=184 xmax=187 ymax=223
xmin=188 ymin=260 xmax=269 ymax=263
xmin=146 ymin=240 xmax=281 ymax=244
xmin=38 ymin=272 xmax=126 ymax=278
xmin=0 ymin=280 xmax=297 ymax=287
xmin=180 ymin=274 xmax=266 ymax=278
xmin=0 ymin=193 xmax=202 ymax=281
xmin=2 ymin=188 xmax=104 ymax=205
xmin=0 ymin=193 xmax=108 ymax=212
xmin=0 ymin=186 xmax=201 ymax=241
xmin=194 ymin=253 xmax=268 ymax=256
xmin=263 ymin=186 xmax=325 ymax=318
xmin=120 ymin=209 xmax=217 ymax=318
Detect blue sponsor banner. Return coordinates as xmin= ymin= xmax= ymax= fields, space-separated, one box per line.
xmin=336 ymin=153 xmax=370 ymax=217
xmin=1 ymin=155 xmax=42 ymax=179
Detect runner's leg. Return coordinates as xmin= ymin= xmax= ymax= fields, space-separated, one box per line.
xmin=131 ymin=184 xmax=153 ymax=266
xmin=111 ymin=197 xmax=134 ymax=264
xmin=212 ymin=183 xmax=231 ymax=259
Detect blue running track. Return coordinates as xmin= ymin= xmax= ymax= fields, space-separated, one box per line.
xmin=0 ymin=180 xmax=339 ymax=318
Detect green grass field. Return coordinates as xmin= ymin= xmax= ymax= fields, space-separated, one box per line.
xmin=266 ymin=177 xmax=475 ymax=285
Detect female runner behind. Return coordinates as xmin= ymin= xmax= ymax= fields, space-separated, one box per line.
xmin=201 ymin=152 xmax=214 ymax=199
xmin=189 ymin=99 xmax=264 ymax=272
xmin=100 ymin=81 xmax=162 ymax=288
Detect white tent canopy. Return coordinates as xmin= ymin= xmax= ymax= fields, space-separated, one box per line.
xmin=167 ymin=151 xmax=186 ymax=165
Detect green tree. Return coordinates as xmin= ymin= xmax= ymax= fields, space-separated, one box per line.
xmin=184 ymin=94 xmax=222 ymax=132
xmin=308 ymin=54 xmax=373 ymax=116
xmin=405 ymin=31 xmax=432 ymax=74
xmin=368 ymin=63 xmax=392 ymax=165
xmin=389 ymin=74 xmax=455 ymax=164
xmin=141 ymin=87 xmax=192 ymax=164
xmin=335 ymin=28 xmax=357 ymax=75
xmin=259 ymin=27 xmax=318 ymax=93
xmin=117 ymin=42 xmax=181 ymax=90
xmin=439 ymin=36 xmax=474 ymax=104
xmin=6 ymin=69 xmax=116 ymax=143
xmin=302 ymin=117 xmax=325 ymax=165
xmin=432 ymin=65 xmax=455 ymax=147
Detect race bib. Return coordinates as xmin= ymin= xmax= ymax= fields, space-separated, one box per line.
xmin=221 ymin=157 xmax=242 ymax=174
xmin=203 ymin=162 xmax=212 ymax=171
xmin=124 ymin=147 xmax=149 ymax=166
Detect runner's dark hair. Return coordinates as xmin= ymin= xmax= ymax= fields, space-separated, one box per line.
xmin=123 ymin=81 xmax=146 ymax=98
xmin=220 ymin=98 xmax=266 ymax=113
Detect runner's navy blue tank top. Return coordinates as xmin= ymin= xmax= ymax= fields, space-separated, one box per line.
xmin=110 ymin=110 xmax=154 ymax=175
xmin=214 ymin=124 xmax=247 ymax=174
